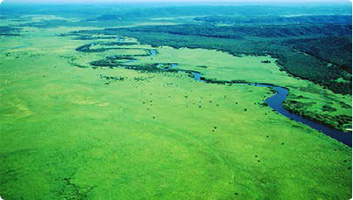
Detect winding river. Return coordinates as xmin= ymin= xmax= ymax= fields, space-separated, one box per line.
xmin=191 ymin=70 xmax=352 ymax=147
xmin=148 ymin=50 xmax=352 ymax=147
xmin=84 ymin=41 xmax=352 ymax=147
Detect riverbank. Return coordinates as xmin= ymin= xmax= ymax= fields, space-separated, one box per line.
xmin=78 ymin=39 xmax=352 ymax=146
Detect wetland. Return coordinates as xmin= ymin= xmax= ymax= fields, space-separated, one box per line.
xmin=0 ymin=2 xmax=352 ymax=200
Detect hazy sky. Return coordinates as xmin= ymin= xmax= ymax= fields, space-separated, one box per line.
xmin=1 ymin=0 xmax=351 ymax=3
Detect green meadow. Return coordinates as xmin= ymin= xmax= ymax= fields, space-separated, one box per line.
xmin=0 ymin=3 xmax=352 ymax=200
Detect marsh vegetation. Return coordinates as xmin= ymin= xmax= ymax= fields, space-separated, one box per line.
xmin=0 ymin=2 xmax=351 ymax=200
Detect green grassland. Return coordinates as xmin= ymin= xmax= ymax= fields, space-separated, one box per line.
xmin=0 ymin=5 xmax=352 ymax=200
xmin=71 ymin=39 xmax=351 ymax=132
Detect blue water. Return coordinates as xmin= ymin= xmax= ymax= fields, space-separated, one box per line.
xmin=12 ymin=44 xmax=31 ymax=49
xmin=127 ymin=59 xmax=137 ymax=63
xmin=149 ymin=49 xmax=157 ymax=56
xmin=156 ymin=63 xmax=178 ymax=70
xmin=191 ymin=72 xmax=205 ymax=82
xmin=170 ymin=63 xmax=178 ymax=69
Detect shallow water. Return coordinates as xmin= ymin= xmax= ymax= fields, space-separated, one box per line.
xmin=12 ymin=44 xmax=31 ymax=49
xmin=149 ymin=49 xmax=157 ymax=56
xmin=127 ymin=59 xmax=137 ymax=63
xmin=170 ymin=63 xmax=178 ymax=69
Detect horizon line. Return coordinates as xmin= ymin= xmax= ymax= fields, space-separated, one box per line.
xmin=1 ymin=0 xmax=351 ymax=4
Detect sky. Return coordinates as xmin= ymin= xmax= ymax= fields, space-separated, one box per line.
xmin=1 ymin=0 xmax=351 ymax=3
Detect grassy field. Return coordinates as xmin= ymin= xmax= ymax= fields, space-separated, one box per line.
xmin=0 ymin=10 xmax=352 ymax=200
xmin=73 ymin=40 xmax=351 ymax=131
